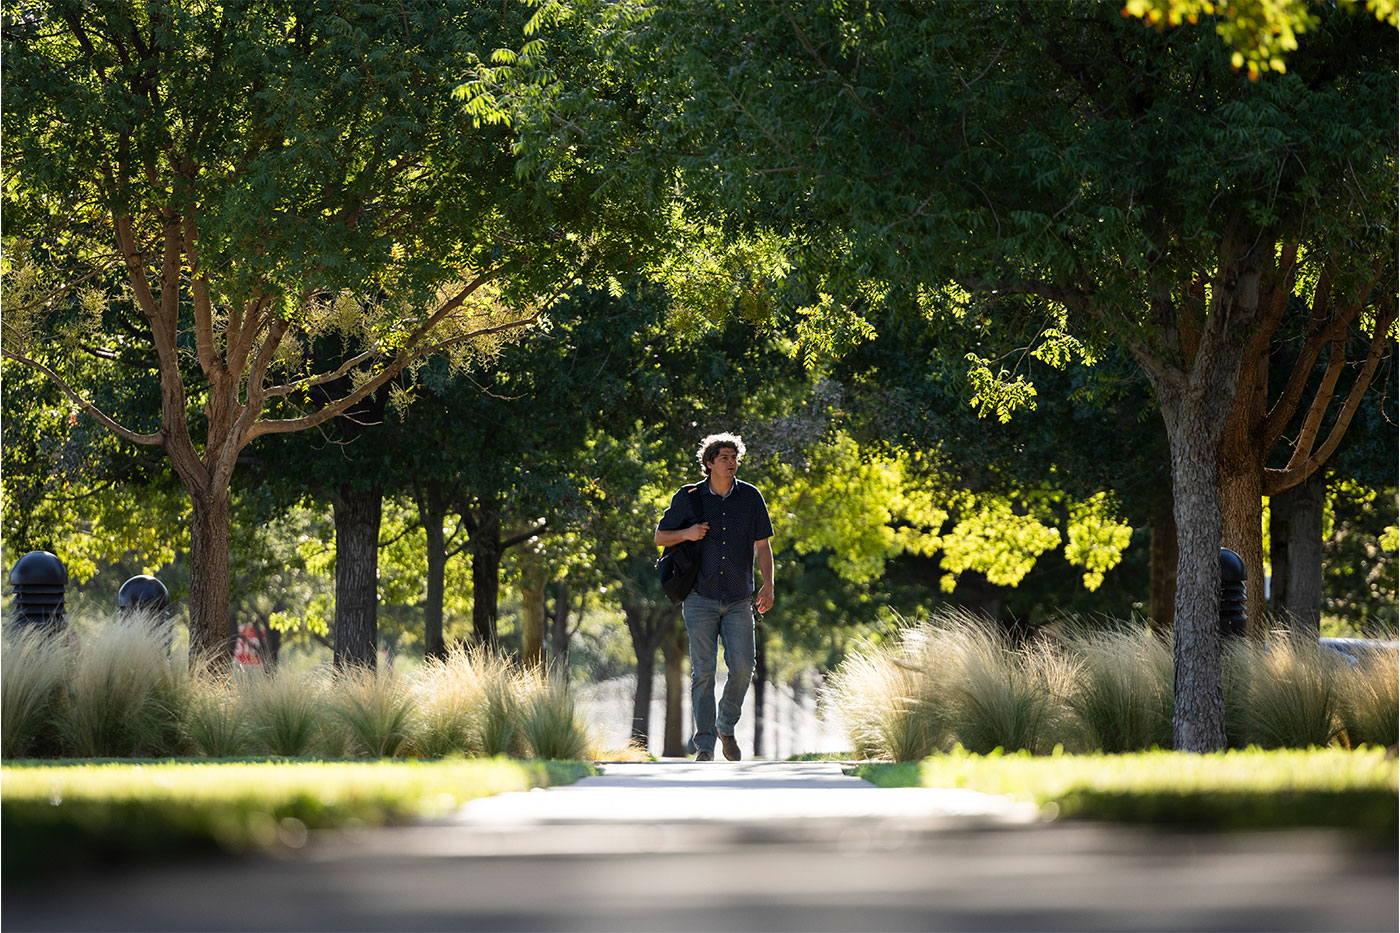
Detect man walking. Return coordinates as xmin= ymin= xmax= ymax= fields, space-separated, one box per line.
xmin=655 ymin=432 xmax=774 ymax=761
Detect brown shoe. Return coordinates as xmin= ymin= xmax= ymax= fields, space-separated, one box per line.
xmin=695 ymin=749 xmax=714 ymax=762
xmin=719 ymin=733 xmax=742 ymax=761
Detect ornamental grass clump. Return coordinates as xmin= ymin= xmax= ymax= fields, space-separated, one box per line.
xmin=243 ymin=664 xmax=327 ymax=757
xmin=1064 ymin=624 xmax=1173 ymax=753
xmin=329 ymin=665 xmax=415 ymax=759
xmin=1231 ymin=634 xmax=1345 ymax=749
xmin=411 ymin=645 xmax=521 ymax=757
xmin=182 ymin=669 xmax=254 ymax=759
xmin=947 ymin=621 xmax=1074 ymax=756
xmin=823 ymin=641 xmax=939 ymax=761
xmin=1336 ymin=646 xmax=1398 ymax=749
xmin=411 ymin=647 xmax=481 ymax=757
xmin=58 ymin=611 xmax=186 ymax=758
xmin=1 ymin=623 xmax=68 ymax=758
xmin=518 ymin=669 xmax=591 ymax=761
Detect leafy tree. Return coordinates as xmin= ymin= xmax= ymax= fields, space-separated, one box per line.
xmin=1 ymin=1 xmax=651 ymax=658
xmin=1123 ymin=0 xmax=1398 ymax=80
xmin=484 ymin=1 xmax=1396 ymax=750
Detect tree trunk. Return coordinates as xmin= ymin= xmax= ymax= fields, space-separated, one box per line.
xmin=332 ymin=483 xmax=383 ymax=670
xmin=1161 ymin=401 xmax=1230 ymax=753
xmin=661 ymin=620 xmax=686 ymax=757
xmin=422 ymin=499 xmax=449 ymax=660
xmin=631 ymin=629 xmax=656 ymax=748
xmin=548 ymin=582 xmax=574 ymax=668
xmin=1219 ymin=461 xmax=1267 ymax=638
xmin=1283 ymin=471 xmax=1326 ymax=639
xmin=188 ymin=488 xmax=233 ymax=663
xmin=1268 ymin=483 xmax=1292 ymax=626
xmin=470 ymin=500 xmax=501 ymax=649
xmin=519 ymin=572 xmax=547 ymax=669
xmin=1148 ymin=505 xmax=1178 ymax=634
xmin=753 ymin=630 xmax=768 ymax=759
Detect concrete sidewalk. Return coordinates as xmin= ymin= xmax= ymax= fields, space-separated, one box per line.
xmin=448 ymin=759 xmax=1042 ymax=826
xmin=310 ymin=759 xmax=1043 ymax=861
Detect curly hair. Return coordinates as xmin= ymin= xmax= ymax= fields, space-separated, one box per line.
xmin=696 ymin=432 xmax=746 ymax=476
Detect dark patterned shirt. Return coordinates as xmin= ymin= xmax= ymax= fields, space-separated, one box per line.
xmin=657 ymin=478 xmax=774 ymax=602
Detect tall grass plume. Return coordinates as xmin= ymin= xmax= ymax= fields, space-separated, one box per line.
xmin=1 ymin=623 xmax=69 ymax=758
xmin=518 ymin=669 xmax=591 ymax=760
xmin=57 ymin=611 xmax=185 ymax=757
xmin=1337 ymin=646 xmax=1398 ymax=748
xmin=329 ymin=665 xmax=415 ymax=758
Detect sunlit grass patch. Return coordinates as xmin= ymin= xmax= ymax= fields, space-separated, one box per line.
xmin=1 ymin=757 xmax=595 ymax=882
xmin=853 ymin=746 xmax=1398 ymax=835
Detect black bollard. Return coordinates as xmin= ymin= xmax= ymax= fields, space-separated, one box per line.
xmin=117 ymin=574 xmax=170 ymax=621
xmin=8 ymin=551 xmax=69 ymax=630
xmin=1219 ymin=547 xmax=1247 ymax=638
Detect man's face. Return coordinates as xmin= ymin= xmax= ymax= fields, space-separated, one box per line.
xmin=708 ymin=447 xmax=739 ymax=481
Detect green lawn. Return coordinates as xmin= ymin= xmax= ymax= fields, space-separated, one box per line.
xmin=2 ymin=757 xmax=595 ymax=881
xmin=852 ymin=746 xmax=1398 ymax=835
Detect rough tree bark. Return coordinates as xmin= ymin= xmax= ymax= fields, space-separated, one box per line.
xmin=547 ymin=582 xmax=579 ymax=669
xmin=332 ymin=483 xmax=383 ymax=670
xmin=1124 ymin=221 xmax=1272 ymax=752
xmin=188 ymin=488 xmax=234 ymax=661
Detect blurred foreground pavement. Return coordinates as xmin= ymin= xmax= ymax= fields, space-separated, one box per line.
xmin=4 ymin=760 xmax=1395 ymax=932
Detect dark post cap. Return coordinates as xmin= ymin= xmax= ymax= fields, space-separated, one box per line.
xmin=8 ymin=551 xmax=68 ymax=588
xmin=1219 ymin=547 xmax=1246 ymax=582
xmin=117 ymin=575 xmax=170 ymax=610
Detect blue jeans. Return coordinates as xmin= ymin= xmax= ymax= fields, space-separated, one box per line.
xmin=682 ymin=594 xmax=755 ymax=754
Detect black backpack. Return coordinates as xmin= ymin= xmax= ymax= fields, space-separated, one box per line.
xmin=656 ymin=485 xmax=704 ymax=606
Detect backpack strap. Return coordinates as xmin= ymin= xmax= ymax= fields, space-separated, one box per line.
xmin=686 ymin=484 xmax=704 ymax=523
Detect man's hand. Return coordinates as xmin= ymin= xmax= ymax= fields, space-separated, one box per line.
xmin=655 ymin=523 xmax=709 ymax=548
xmin=754 ymin=537 xmax=775 ymax=614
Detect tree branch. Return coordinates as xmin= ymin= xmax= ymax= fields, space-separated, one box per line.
xmin=1 ymin=348 xmax=161 ymax=445
xmin=1270 ymin=302 xmax=1397 ymax=491
xmin=262 ymin=347 xmax=381 ymax=397
xmin=241 ymin=271 xmax=503 ymax=441
xmin=502 ymin=521 xmax=548 ymax=551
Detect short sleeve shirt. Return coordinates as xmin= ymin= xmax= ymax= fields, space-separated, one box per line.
xmin=657 ymin=478 xmax=774 ymax=602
